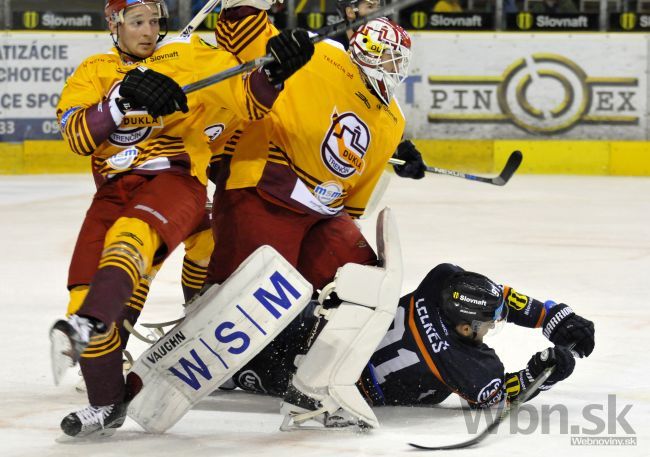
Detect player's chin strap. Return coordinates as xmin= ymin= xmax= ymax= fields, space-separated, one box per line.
xmin=280 ymin=207 xmax=403 ymax=431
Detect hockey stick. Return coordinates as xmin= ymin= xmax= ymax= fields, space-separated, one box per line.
xmin=408 ymin=365 xmax=555 ymax=451
xmin=122 ymin=317 xmax=183 ymax=344
xmin=408 ymin=344 xmax=575 ymax=451
xmin=178 ymin=0 xmax=222 ymax=38
xmin=389 ymin=150 xmax=523 ymax=186
xmin=182 ymin=0 xmax=424 ymax=94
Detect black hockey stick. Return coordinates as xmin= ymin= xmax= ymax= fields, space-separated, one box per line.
xmin=389 ymin=150 xmax=523 ymax=186
xmin=408 ymin=344 xmax=575 ymax=451
xmin=182 ymin=0 xmax=424 ymax=94
xmin=408 ymin=365 xmax=555 ymax=451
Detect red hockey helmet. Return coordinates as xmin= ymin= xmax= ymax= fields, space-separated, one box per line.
xmin=349 ymin=17 xmax=411 ymax=105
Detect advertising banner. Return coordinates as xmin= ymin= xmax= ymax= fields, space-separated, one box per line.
xmin=12 ymin=11 xmax=105 ymax=31
xmin=396 ymin=33 xmax=647 ymax=139
xmin=0 ymin=32 xmax=648 ymax=142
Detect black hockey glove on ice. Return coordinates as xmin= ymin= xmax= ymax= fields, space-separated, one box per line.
xmin=542 ymin=303 xmax=595 ymax=358
xmin=120 ymin=67 xmax=189 ymax=119
xmin=264 ymin=29 xmax=314 ymax=86
xmin=392 ymin=140 xmax=426 ymax=179
xmin=526 ymin=346 xmax=575 ymax=386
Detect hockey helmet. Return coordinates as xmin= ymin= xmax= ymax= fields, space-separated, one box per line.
xmin=349 ymin=17 xmax=411 ymax=105
xmin=439 ymin=271 xmax=507 ymax=333
xmin=336 ymin=0 xmax=383 ymax=20
xmin=104 ymin=0 xmax=169 ymax=24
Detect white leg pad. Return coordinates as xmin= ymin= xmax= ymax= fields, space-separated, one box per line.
xmin=127 ymin=245 xmax=313 ymax=433
xmin=288 ymin=208 xmax=403 ymax=429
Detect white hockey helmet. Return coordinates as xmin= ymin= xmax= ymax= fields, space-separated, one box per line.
xmin=349 ymin=17 xmax=411 ymax=105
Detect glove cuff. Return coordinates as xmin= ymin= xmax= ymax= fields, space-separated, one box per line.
xmin=542 ymin=302 xmax=574 ymax=339
xmin=109 ymin=97 xmax=128 ymax=125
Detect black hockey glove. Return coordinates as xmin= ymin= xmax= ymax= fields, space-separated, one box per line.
xmin=120 ymin=67 xmax=189 ymax=119
xmin=392 ymin=140 xmax=426 ymax=179
xmin=542 ymin=303 xmax=594 ymax=358
xmin=263 ymin=29 xmax=314 ymax=86
xmin=526 ymin=346 xmax=575 ymax=386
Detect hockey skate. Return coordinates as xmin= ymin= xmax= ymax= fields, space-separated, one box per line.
xmin=60 ymin=402 xmax=128 ymax=438
xmin=280 ymin=384 xmax=371 ymax=431
xmin=50 ymin=315 xmax=104 ymax=385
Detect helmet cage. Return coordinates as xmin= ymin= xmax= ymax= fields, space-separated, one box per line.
xmin=349 ymin=18 xmax=411 ymax=105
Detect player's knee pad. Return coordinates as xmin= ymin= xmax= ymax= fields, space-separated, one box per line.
xmin=286 ymin=208 xmax=403 ymax=429
xmin=101 ymin=217 xmax=162 ymax=286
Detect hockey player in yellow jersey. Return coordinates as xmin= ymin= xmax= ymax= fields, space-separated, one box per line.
xmin=206 ymin=12 xmax=410 ymax=293
xmin=49 ymin=0 xmax=314 ymax=438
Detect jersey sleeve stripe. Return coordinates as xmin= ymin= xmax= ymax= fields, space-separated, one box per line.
xmin=216 ymin=12 xmax=267 ymax=54
xmin=78 ymin=111 xmax=97 ymax=154
xmin=64 ymin=111 xmax=86 ymax=155
xmin=73 ymin=111 xmax=93 ymax=155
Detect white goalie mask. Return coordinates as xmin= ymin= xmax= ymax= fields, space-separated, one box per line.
xmin=349 ymin=17 xmax=411 ymax=105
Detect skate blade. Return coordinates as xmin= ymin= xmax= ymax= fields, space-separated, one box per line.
xmin=55 ymin=427 xmax=117 ymax=443
xmin=280 ymin=414 xmax=368 ymax=432
xmin=50 ymin=328 xmax=75 ymax=386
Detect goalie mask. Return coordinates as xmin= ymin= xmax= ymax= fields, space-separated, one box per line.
xmin=349 ymin=18 xmax=411 ymax=105
xmin=440 ymin=271 xmax=507 ymax=339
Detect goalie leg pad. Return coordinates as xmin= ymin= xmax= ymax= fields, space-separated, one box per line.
xmin=286 ymin=208 xmax=403 ymax=429
xmin=127 ymin=245 xmax=313 ymax=433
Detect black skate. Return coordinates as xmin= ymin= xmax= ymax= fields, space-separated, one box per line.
xmin=50 ymin=315 xmax=103 ymax=385
xmin=60 ymin=402 xmax=128 ymax=438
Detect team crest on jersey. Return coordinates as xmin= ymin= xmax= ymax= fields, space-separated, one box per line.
xmin=320 ymin=109 xmax=370 ymax=179
xmin=106 ymin=83 xmax=163 ymax=147
xmin=204 ymin=123 xmax=225 ymax=142
xmin=107 ymin=147 xmax=138 ymax=170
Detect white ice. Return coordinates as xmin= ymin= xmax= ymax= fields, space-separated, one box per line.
xmin=0 ymin=173 xmax=648 ymax=456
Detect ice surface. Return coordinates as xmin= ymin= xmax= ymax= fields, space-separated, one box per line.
xmin=0 ymin=173 xmax=647 ymax=456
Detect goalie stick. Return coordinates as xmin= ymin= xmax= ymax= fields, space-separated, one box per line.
xmin=389 ymin=150 xmax=523 ymax=186
xmin=408 ymin=365 xmax=555 ymax=451
xmin=182 ymin=0 xmax=425 ymax=94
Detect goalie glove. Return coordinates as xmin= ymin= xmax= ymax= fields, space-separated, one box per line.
xmin=542 ymin=302 xmax=595 ymax=358
xmin=263 ymin=29 xmax=314 ymax=86
xmin=120 ymin=67 xmax=189 ymax=119
xmin=392 ymin=140 xmax=426 ymax=179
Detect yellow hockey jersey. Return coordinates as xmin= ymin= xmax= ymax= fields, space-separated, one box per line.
xmin=56 ymin=33 xmax=268 ymax=186
xmin=211 ymin=10 xmax=405 ymax=218
xmin=208 ymin=9 xmax=278 ymax=178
